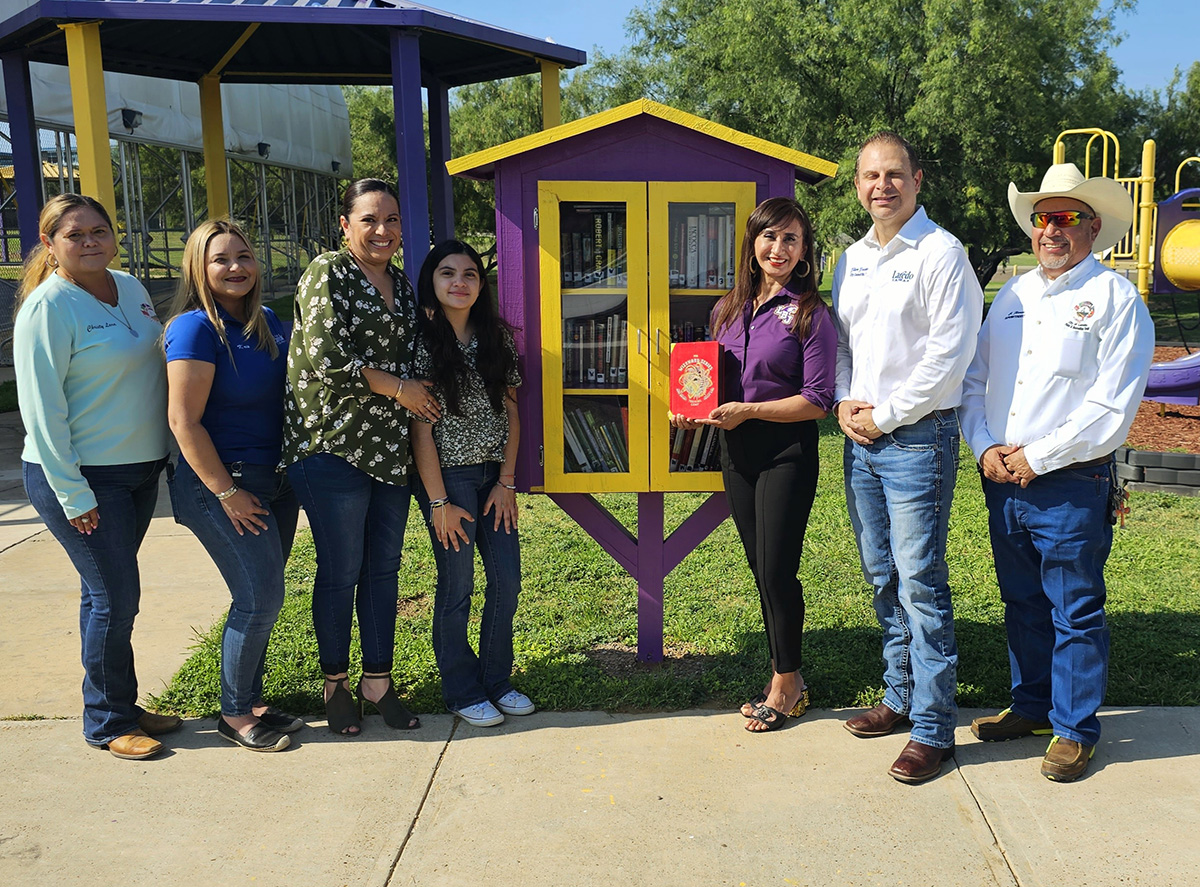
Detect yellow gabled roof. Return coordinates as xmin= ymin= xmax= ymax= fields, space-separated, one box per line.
xmin=446 ymin=99 xmax=837 ymax=182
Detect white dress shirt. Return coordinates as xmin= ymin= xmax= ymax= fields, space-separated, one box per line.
xmin=960 ymin=255 xmax=1154 ymax=476
xmin=832 ymin=207 xmax=984 ymax=433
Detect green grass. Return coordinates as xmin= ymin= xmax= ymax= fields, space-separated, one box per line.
xmin=150 ymin=418 xmax=1200 ymax=717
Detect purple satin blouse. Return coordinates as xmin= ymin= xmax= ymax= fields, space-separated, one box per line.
xmin=712 ymin=288 xmax=837 ymax=412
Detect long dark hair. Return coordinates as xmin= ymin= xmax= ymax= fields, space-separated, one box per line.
xmin=710 ymin=197 xmax=823 ymax=341
xmin=416 ymin=240 xmax=516 ymax=416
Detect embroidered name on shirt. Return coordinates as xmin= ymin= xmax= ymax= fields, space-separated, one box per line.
xmin=849 ymin=266 xmax=868 ymax=278
xmin=86 ymin=322 xmax=117 ymax=333
xmin=1004 ymin=310 xmax=1025 ymax=320
xmin=891 ymin=270 xmax=914 ymax=283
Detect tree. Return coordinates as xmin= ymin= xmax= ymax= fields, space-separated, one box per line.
xmin=588 ymin=0 xmax=1137 ymax=285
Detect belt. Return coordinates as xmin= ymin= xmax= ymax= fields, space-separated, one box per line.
xmin=914 ymin=408 xmax=957 ymax=423
xmin=1065 ymin=453 xmax=1114 ymax=470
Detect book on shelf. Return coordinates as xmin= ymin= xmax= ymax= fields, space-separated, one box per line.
xmin=697 ymin=213 xmax=708 ymax=290
xmin=670 ymin=426 xmax=692 ymax=471
xmin=686 ymin=424 xmax=707 ymax=468
xmin=571 ymin=232 xmax=583 ymax=285
xmin=717 ymin=215 xmax=729 ymax=288
xmin=705 ymin=216 xmax=719 ymax=287
xmin=699 ymin=420 xmax=719 ymax=469
xmin=616 ymin=319 xmax=628 ymax=386
xmin=669 ymin=340 xmax=721 ymax=421
xmin=592 ymin=213 xmax=605 ymax=284
xmin=685 ymin=216 xmax=699 ymax=288
xmin=615 ymin=221 xmax=627 ymax=286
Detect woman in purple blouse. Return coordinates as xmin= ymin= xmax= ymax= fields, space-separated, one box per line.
xmin=671 ymin=197 xmax=836 ymax=733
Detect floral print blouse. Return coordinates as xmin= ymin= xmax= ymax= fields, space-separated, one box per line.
xmin=281 ymin=249 xmax=417 ymax=484
xmin=413 ymin=330 xmax=522 ymax=468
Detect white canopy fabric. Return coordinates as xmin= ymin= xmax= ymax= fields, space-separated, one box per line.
xmin=1 ymin=62 xmax=352 ymax=176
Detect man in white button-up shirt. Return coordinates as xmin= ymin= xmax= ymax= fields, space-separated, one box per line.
xmin=961 ymin=163 xmax=1153 ymax=783
xmin=833 ymin=132 xmax=984 ymax=785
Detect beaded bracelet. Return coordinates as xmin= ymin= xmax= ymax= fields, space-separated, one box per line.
xmin=215 ymin=484 xmax=239 ymax=501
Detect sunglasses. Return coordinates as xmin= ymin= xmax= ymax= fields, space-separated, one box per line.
xmin=1029 ymin=210 xmax=1096 ymax=229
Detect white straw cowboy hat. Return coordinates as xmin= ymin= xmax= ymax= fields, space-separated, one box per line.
xmin=1008 ymin=162 xmax=1134 ymax=255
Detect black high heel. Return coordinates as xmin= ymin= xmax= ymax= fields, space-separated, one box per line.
xmin=324 ymin=676 xmax=361 ymax=736
xmin=356 ymin=674 xmax=420 ymax=730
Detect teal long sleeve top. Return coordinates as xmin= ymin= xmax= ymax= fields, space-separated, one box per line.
xmin=15 ymin=270 xmax=169 ymax=518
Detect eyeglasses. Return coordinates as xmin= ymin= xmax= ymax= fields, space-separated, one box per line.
xmin=1030 ymin=210 xmax=1095 ymax=229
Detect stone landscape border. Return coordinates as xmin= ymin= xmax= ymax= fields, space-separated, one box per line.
xmin=1115 ymin=446 xmax=1200 ymax=496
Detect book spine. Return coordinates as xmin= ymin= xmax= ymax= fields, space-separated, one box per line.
xmin=686 ymin=216 xmax=699 ymax=288
xmin=617 ymin=319 xmax=628 ymax=386
xmin=687 ymin=425 xmax=706 ymax=469
xmin=562 ymin=416 xmax=591 ymax=472
xmin=670 ymin=221 xmax=681 ymax=287
xmin=594 ymin=321 xmax=605 ymax=386
xmin=606 ymin=211 xmax=616 ymax=283
xmin=701 ymin=421 xmax=719 ymax=470
xmin=572 ymin=232 xmax=583 ymax=285
xmin=717 ymin=215 xmax=728 ymax=288
xmin=586 ymin=319 xmax=596 ymax=383
xmin=593 ymin=213 xmax=605 ymax=284
xmin=616 ymin=220 xmax=627 ymax=286
xmin=697 ymin=213 xmax=708 ymax=289
xmin=726 ymin=213 xmax=736 ymax=287
xmin=608 ymin=314 xmax=619 ymax=385
xmin=706 ymin=216 xmax=718 ymax=287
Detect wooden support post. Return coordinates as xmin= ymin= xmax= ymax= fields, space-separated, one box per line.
xmin=540 ymin=60 xmax=561 ymax=130
xmin=390 ymin=30 xmax=431 ymax=275
xmin=60 ymin=23 xmax=118 ymax=227
xmin=1 ymin=51 xmax=43 ymax=257
xmin=199 ymin=76 xmax=230 ymax=221
xmin=636 ymin=493 xmax=666 ymax=663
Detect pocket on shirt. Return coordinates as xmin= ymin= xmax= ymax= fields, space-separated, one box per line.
xmin=1052 ymin=331 xmax=1089 ymax=378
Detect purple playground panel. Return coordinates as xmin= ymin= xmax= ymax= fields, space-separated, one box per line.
xmin=1144 ymin=351 xmax=1200 ymax=406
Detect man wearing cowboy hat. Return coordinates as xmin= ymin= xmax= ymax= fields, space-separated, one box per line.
xmin=960 ymin=162 xmax=1154 ymax=782
xmin=833 ymin=132 xmax=984 ymax=784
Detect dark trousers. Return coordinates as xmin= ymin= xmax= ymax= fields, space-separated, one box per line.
xmin=721 ymin=420 xmax=819 ymax=674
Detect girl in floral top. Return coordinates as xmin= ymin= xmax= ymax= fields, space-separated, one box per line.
xmin=282 ymin=179 xmax=439 ymax=736
xmin=410 ymin=240 xmax=533 ymax=728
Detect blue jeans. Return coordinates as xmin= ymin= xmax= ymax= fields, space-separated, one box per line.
xmin=844 ymin=411 xmax=960 ymax=748
xmin=23 ymin=457 xmax=166 ymax=746
xmin=287 ymin=453 xmax=410 ymax=675
xmin=414 ymin=463 xmax=520 ymax=711
xmin=168 ymin=459 xmax=299 ymax=716
xmin=984 ymin=464 xmax=1114 ymax=747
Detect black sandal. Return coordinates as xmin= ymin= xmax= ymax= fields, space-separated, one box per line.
xmin=356 ymin=674 xmax=420 ymax=730
xmin=324 ymin=677 xmax=361 ymax=736
xmin=745 ymin=703 xmax=790 ymax=732
xmin=739 ymin=693 xmax=768 ymax=718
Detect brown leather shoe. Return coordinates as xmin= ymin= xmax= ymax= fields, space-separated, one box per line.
xmin=1041 ymin=737 xmax=1094 ymax=782
xmin=844 ymin=703 xmax=911 ymax=738
xmin=137 ymin=711 xmax=183 ymax=736
xmin=103 ymin=729 xmax=164 ymax=760
xmin=888 ymin=740 xmax=955 ymax=784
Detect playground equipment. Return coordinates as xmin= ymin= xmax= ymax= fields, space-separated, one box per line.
xmin=1055 ymin=130 xmax=1200 ymax=406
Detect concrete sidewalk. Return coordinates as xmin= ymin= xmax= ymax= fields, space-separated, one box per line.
xmin=2 ymin=408 xmax=1199 ymax=886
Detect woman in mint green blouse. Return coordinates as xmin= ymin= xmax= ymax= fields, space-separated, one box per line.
xmin=282 ymin=178 xmax=439 ymax=736
xmin=15 ymin=194 xmax=175 ymax=760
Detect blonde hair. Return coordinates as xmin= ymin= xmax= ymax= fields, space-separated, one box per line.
xmin=163 ymin=219 xmax=277 ymax=361
xmin=14 ymin=194 xmax=114 ymax=314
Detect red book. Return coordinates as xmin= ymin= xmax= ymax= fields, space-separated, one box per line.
xmin=669 ymin=341 xmax=721 ymax=420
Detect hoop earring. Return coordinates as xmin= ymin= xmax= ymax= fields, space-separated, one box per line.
xmin=749 ymin=256 xmax=759 ymax=272
xmin=46 ymin=253 xmax=58 ymax=268
xmin=796 ymin=258 xmax=811 ymax=278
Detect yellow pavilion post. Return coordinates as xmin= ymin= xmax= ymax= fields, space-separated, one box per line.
xmin=540 ymin=60 xmax=561 ymax=130
xmin=199 ymin=75 xmax=230 ymax=220
xmin=60 ymin=23 xmax=118 ymax=228
xmin=1136 ymin=139 xmax=1156 ymax=300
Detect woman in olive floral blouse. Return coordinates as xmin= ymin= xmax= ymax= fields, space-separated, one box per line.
xmin=282 ymin=179 xmax=439 ymax=736
xmin=410 ymin=240 xmax=533 ymax=728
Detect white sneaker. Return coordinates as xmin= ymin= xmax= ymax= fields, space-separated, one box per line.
xmin=494 ymin=690 xmax=536 ymax=716
xmin=452 ymin=700 xmax=505 ymax=727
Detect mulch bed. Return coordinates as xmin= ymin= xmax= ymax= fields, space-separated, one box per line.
xmin=1125 ymin=347 xmax=1200 ymax=454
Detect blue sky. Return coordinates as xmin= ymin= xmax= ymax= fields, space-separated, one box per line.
xmin=439 ymin=0 xmax=1196 ymax=94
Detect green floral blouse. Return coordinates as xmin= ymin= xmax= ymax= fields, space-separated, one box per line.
xmin=281 ymin=249 xmax=417 ymax=484
xmin=413 ymin=330 xmax=522 ymax=467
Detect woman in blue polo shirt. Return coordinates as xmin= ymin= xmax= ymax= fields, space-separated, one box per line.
xmin=164 ymin=219 xmax=301 ymax=753
xmin=672 ymin=197 xmax=836 ymax=733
